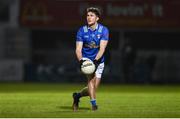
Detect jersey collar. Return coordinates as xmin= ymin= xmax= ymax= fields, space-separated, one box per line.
xmin=87 ymin=23 xmax=99 ymax=31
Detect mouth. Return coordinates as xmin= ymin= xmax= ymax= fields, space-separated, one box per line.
xmin=87 ymin=20 xmax=91 ymax=22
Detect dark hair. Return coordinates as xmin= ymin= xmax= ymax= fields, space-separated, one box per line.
xmin=87 ymin=7 xmax=101 ymax=17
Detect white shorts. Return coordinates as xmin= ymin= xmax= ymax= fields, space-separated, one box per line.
xmin=95 ymin=62 xmax=105 ymax=79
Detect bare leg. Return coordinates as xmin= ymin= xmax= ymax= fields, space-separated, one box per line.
xmin=95 ymin=77 xmax=101 ymax=89
xmin=87 ymin=76 xmax=96 ymax=100
xmin=79 ymin=77 xmax=101 ymax=98
xmin=79 ymin=87 xmax=89 ymax=96
xmin=73 ymin=74 xmax=101 ymax=111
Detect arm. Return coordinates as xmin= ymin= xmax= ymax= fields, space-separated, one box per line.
xmin=95 ymin=26 xmax=109 ymax=61
xmin=75 ymin=41 xmax=83 ymax=61
xmin=94 ymin=40 xmax=108 ymax=60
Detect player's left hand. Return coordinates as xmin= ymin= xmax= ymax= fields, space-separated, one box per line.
xmin=93 ymin=59 xmax=100 ymax=69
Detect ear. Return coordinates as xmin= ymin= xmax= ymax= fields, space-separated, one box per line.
xmin=96 ymin=17 xmax=99 ymax=21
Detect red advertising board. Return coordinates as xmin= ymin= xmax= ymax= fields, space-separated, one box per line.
xmin=19 ymin=0 xmax=180 ymax=29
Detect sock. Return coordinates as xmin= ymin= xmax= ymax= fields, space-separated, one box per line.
xmin=90 ymin=99 xmax=97 ymax=106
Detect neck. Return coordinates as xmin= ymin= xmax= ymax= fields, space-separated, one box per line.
xmin=89 ymin=22 xmax=98 ymax=30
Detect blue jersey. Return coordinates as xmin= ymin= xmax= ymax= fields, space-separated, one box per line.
xmin=76 ymin=23 xmax=109 ymax=63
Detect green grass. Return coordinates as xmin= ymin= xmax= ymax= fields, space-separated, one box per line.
xmin=0 ymin=83 xmax=180 ymax=117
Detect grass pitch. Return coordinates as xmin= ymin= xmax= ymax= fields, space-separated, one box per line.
xmin=0 ymin=83 xmax=180 ymax=118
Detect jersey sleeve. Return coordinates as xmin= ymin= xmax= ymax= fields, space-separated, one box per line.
xmin=76 ymin=28 xmax=83 ymax=42
xmin=101 ymin=27 xmax=109 ymax=41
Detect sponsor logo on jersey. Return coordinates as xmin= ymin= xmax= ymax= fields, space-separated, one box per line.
xmin=84 ymin=41 xmax=99 ymax=48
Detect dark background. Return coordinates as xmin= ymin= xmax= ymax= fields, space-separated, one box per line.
xmin=1 ymin=0 xmax=180 ymax=84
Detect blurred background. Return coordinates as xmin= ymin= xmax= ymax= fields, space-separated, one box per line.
xmin=0 ymin=0 xmax=180 ymax=84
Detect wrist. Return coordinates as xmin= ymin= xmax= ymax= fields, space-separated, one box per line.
xmin=93 ymin=59 xmax=98 ymax=64
xmin=79 ymin=58 xmax=83 ymax=61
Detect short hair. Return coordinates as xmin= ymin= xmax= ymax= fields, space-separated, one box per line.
xmin=87 ymin=7 xmax=101 ymax=17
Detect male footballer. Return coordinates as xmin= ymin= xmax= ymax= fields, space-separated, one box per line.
xmin=73 ymin=7 xmax=109 ymax=111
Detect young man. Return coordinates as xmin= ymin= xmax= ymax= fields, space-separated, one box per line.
xmin=73 ymin=7 xmax=109 ymax=111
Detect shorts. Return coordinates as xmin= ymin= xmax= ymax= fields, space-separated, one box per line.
xmin=95 ymin=62 xmax=105 ymax=79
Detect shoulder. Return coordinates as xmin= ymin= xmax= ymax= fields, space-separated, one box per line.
xmin=98 ymin=24 xmax=109 ymax=32
xmin=77 ymin=25 xmax=88 ymax=33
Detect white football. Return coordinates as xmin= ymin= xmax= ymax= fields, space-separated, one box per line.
xmin=81 ymin=60 xmax=95 ymax=75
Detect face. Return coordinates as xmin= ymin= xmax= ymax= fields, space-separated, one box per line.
xmin=87 ymin=12 xmax=99 ymax=26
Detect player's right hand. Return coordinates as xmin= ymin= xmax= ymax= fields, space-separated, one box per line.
xmin=79 ymin=59 xmax=86 ymax=69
